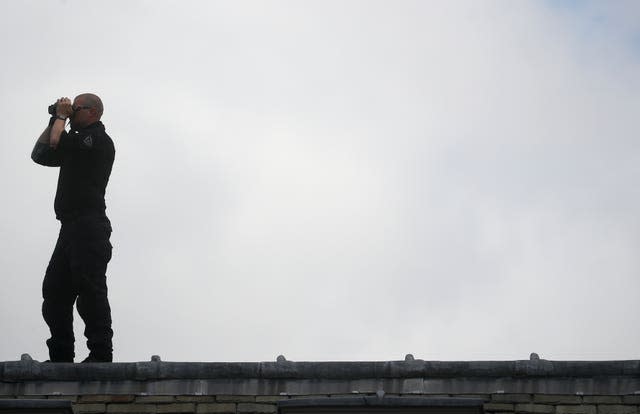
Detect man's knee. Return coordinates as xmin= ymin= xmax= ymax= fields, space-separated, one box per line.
xmin=42 ymin=295 xmax=74 ymax=321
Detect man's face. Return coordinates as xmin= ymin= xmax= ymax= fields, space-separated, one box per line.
xmin=70 ymin=97 xmax=94 ymax=129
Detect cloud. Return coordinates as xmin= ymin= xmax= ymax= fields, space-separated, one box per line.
xmin=1 ymin=1 xmax=638 ymax=362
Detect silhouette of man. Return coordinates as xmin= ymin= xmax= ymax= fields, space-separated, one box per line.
xmin=31 ymin=93 xmax=115 ymax=362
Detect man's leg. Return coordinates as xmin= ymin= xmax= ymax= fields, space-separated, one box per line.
xmin=72 ymin=217 xmax=113 ymax=362
xmin=42 ymin=231 xmax=76 ymax=362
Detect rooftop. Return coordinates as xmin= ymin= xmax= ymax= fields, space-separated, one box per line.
xmin=2 ymin=355 xmax=639 ymax=396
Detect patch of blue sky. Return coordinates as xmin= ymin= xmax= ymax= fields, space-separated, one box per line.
xmin=543 ymin=0 xmax=590 ymax=12
xmin=631 ymin=33 xmax=640 ymax=56
xmin=543 ymin=0 xmax=640 ymax=61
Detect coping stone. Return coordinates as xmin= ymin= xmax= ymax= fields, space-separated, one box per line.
xmin=2 ymin=360 xmax=640 ymax=381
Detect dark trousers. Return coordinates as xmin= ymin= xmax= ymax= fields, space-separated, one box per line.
xmin=42 ymin=215 xmax=113 ymax=362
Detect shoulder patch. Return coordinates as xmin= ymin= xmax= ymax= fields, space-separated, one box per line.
xmin=83 ymin=135 xmax=93 ymax=148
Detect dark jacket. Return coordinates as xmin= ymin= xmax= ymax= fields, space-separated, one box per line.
xmin=32 ymin=121 xmax=115 ymax=220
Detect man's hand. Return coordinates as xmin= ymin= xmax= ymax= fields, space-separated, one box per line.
xmin=55 ymin=97 xmax=73 ymax=118
xmin=50 ymin=97 xmax=72 ymax=148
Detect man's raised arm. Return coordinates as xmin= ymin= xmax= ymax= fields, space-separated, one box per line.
xmin=31 ymin=97 xmax=71 ymax=166
xmin=49 ymin=97 xmax=73 ymax=148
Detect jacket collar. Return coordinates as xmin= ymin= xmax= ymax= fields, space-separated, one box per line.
xmin=72 ymin=121 xmax=105 ymax=134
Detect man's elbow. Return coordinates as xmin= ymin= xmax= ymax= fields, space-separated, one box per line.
xmin=31 ymin=150 xmax=42 ymax=165
xmin=31 ymin=156 xmax=47 ymax=166
xmin=31 ymin=144 xmax=51 ymax=166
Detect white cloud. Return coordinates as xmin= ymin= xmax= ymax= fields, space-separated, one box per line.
xmin=1 ymin=1 xmax=638 ymax=362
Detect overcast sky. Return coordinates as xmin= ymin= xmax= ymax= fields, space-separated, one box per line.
xmin=1 ymin=0 xmax=639 ymax=363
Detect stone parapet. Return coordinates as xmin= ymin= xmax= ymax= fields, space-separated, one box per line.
xmin=1 ymin=359 xmax=639 ymax=414
xmin=2 ymin=360 xmax=640 ymax=381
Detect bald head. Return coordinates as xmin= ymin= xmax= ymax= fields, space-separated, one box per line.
xmin=76 ymin=93 xmax=104 ymax=118
xmin=70 ymin=93 xmax=104 ymax=129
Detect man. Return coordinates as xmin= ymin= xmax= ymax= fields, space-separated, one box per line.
xmin=31 ymin=93 xmax=115 ymax=363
